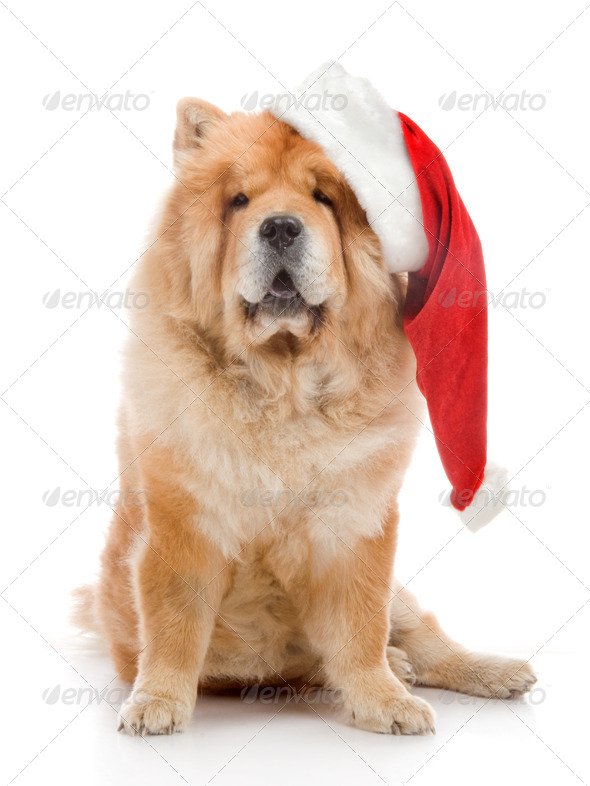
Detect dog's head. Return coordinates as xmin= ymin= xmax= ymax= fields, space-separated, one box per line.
xmin=161 ymin=98 xmax=399 ymax=355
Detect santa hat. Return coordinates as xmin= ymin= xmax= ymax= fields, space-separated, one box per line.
xmin=271 ymin=64 xmax=509 ymax=529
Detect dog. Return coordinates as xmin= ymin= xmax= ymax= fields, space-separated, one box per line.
xmin=74 ymin=98 xmax=536 ymax=736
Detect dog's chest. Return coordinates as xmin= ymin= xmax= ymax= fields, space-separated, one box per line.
xmin=175 ymin=395 xmax=408 ymax=560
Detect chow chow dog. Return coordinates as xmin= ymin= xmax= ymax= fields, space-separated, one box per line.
xmin=75 ymin=98 xmax=536 ymax=736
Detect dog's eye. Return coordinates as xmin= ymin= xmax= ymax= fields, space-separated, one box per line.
xmin=313 ymin=189 xmax=333 ymax=207
xmin=231 ymin=193 xmax=249 ymax=208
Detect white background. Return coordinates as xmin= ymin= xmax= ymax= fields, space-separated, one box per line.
xmin=1 ymin=0 xmax=589 ymax=784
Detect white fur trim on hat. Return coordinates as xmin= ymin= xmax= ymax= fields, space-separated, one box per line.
xmin=270 ymin=63 xmax=429 ymax=274
xmin=456 ymin=463 xmax=510 ymax=532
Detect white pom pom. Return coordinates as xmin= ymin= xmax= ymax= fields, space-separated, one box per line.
xmin=449 ymin=462 xmax=511 ymax=532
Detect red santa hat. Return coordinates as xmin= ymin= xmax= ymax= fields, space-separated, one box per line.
xmin=272 ymin=64 xmax=509 ymax=529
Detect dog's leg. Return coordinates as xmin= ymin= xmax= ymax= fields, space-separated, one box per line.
xmin=390 ymin=583 xmax=536 ymax=698
xmin=302 ymin=520 xmax=435 ymax=735
xmin=118 ymin=461 xmax=230 ymax=735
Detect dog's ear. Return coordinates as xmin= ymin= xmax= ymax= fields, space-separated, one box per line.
xmin=174 ymin=97 xmax=226 ymax=158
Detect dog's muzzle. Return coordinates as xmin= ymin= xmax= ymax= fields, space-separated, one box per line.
xmin=241 ymin=214 xmax=308 ymax=312
xmin=238 ymin=212 xmax=332 ymax=320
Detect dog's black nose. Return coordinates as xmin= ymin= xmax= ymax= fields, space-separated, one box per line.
xmin=259 ymin=215 xmax=302 ymax=251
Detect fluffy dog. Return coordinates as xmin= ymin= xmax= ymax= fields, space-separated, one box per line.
xmin=75 ymin=99 xmax=536 ymax=735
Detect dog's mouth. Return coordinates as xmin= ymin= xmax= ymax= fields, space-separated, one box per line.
xmin=266 ymin=270 xmax=299 ymax=300
xmin=244 ymin=269 xmax=319 ymax=321
xmin=244 ymin=269 xmax=322 ymax=331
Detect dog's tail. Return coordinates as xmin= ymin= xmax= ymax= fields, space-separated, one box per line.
xmin=71 ymin=584 xmax=102 ymax=636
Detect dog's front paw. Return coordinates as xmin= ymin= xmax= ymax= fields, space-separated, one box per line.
xmin=352 ymin=690 xmax=435 ymax=735
xmin=118 ymin=689 xmax=193 ymax=736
